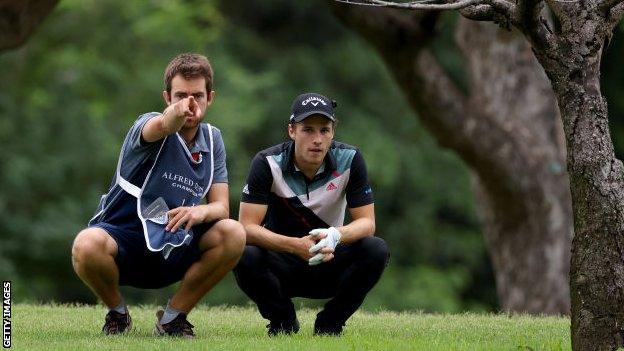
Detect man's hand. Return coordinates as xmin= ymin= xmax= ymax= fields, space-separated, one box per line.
xmin=162 ymin=96 xmax=202 ymax=133
xmin=165 ymin=205 xmax=209 ymax=233
xmin=142 ymin=96 xmax=203 ymax=143
xmin=289 ymin=235 xmax=319 ymax=261
xmin=285 ymin=233 xmax=332 ymax=261
xmin=308 ymin=227 xmax=341 ymax=266
xmin=173 ymin=96 xmax=201 ymax=119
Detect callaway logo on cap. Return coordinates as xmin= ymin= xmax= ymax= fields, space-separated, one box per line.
xmin=302 ymin=96 xmax=327 ymax=106
xmin=289 ymin=93 xmax=337 ymax=123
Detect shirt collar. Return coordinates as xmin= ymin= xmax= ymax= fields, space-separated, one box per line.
xmin=294 ymin=163 xmax=325 ymax=175
xmin=282 ymin=140 xmax=336 ymax=175
xmin=186 ymin=124 xmax=210 ymax=153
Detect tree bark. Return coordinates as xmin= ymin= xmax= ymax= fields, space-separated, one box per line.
xmin=564 ymin=79 xmax=624 ymax=351
xmin=0 ymin=0 xmax=59 ymax=52
xmin=530 ymin=8 xmax=624 ymax=348
xmin=328 ymin=3 xmax=573 ymax=314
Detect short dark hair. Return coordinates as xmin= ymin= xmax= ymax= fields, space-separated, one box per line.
xmin=288 ymin=117 xmax=339 ymax=129
xmin=164 ymin=53 xmax=213 ymax=93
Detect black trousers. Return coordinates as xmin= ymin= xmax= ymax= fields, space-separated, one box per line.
xmin=233 ymin=236 xmax=389 ymax=325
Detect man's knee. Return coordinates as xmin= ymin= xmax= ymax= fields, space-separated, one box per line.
xmin=71 ymin=228 xmax=116 ymax=266
xmin=356 ymin=236 xmax=390 ymax=268
xmin=203 ymin=219 xmax=246 ymax=254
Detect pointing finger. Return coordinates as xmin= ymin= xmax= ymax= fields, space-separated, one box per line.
xmin=181 ymin=98 xmax=193 ymax=116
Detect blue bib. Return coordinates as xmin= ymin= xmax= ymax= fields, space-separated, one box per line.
xmin=94 ymin=123 xmax=214 ymax=259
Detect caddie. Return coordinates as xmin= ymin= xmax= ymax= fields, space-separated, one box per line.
xmin=71 ymin=53 xmax=245 ymax=338
xmin=234 ymin=92 xmax=389 ymax=336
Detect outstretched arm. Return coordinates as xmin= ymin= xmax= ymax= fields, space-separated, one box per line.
xmin=142 ymin=96 xmax=202 ymax=143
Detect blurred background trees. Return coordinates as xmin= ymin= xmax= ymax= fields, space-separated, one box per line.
xmin=1 ymin=0 xmax=623 ymax=314
xmin=329 ymin=4 xmax=572 ymax=314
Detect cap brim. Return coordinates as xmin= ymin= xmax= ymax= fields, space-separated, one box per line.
xmin=291 ymin=111 xmax=335 ymax=123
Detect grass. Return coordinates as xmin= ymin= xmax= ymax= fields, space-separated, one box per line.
xmin=12 ymin=304 xmax=570 ymax=350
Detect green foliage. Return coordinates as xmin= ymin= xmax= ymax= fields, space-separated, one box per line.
xmin=14 ymin=304 xmax=571 ymax=350
xmin=0 ymin=0 xmax=495 ymax=312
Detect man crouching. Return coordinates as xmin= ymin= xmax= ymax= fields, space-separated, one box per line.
xmin=235 ymin=93 xmax=389 ymax=336
xmin=71 ymin=53 xmax=245 ymax=338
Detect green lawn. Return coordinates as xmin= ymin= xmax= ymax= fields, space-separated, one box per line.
xmin=12 ymin=304 xmax=570 ymax=350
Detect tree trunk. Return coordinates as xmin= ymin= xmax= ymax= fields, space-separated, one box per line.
xmin=517 ymin=3 xmax=624 ymax=346
xmin=457 ymin=19 xmax=572 ymax=314
xmin=329 ymin=3 xmax=573 ymax=314
xmin=559 ymin=67 xmax=624 ymax=351
xmin=538 ymin=28 xmax=624 ymax=350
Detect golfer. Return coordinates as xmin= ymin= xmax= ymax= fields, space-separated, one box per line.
xmin=234 ymin=93 xmax=389 ymax=336
xmin=71 ymin=53 xmax=245 ymax=338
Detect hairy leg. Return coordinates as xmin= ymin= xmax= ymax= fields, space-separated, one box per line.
xmin=71 ymin=228 xmax=122 ymax=308
xmin=169 ymin=219 xmax=246 ymax=312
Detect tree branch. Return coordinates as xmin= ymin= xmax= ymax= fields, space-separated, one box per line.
xmin=612 ymin=3 xmax=624 ymax=22
xmin=461 ymin=4 xmax=496 ymax=20
xmin=461 ymin=2 xmax=518 ymax=28
xmin=603 ymin=0 xmax=624 ymax=27
xmin=337 ymin=0 xmax=483 ymax=10
xmin=516 ymin=0 xmax=558 ymax=50
xmin=328 ymin=1 xmax=440 ymax=53
xmin=0 ymin=0 xmax=60 ymax=52
xmin=328 ymin=0 xmax=502 ymax=167
xmin=333 ymin=0 xmax=561 ymax=50
xmin=335 ymin=0 xmax=519 ymax=19
xmin=613 ymin=0 xmax=624 ymax=12
xmin=485 ymin=0 xmax=520 ymax=24
xmin=326 ymin=1 xmax=473 ymax=132
xmin=412 ymin=49 xmax=472 ymax=144
xmin=599 ymin=0 xmax=624 ymax=12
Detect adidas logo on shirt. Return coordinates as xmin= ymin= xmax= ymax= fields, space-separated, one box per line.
xmin=326 ymin=182 xmax=337 ymax=191
xmin=243 ymin=184 xmax=250 ymax=195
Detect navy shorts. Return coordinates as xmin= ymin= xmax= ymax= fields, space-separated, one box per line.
xmin=91 ymin=221 xmax=214 ymax=289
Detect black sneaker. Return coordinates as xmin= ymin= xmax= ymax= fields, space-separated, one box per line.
xmin=266 ymin=317 xmax=300 ymax=337
xmin=102 ymin=309 xmax=132 ymax=335
xmin=155 ymin=309 xmax=196 ymax=338
xmin=314 ymin=317 xmax=344 ymax=336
